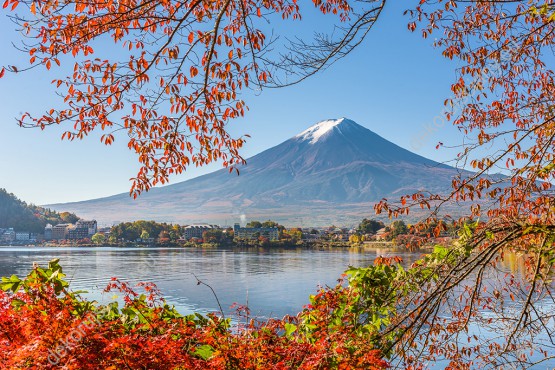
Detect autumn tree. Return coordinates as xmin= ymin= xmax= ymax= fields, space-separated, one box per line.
xmin=284 ymin=227 xmax=302 ymax=241
xmin=202 ymin=228 xmax=225 ymax=243
xmin=261 ymin=220 xmax=283 ymax=229
xmin=385 ymin=220 xmax=407 ymax=241
xmin=158 ymin=230 xmax=170 ymax=243
xmin=348 ymin=233 xmax=362 ymax=244
xmin=91 ymin=232 xmax=106 ymax=244
xmin=357 ymin=218 xmax=384 ymax=234
xmin=140 ymin=230 xmax=150 ymax=240
xmin=168 ymin=224 xmax=183 ymax=241
xmin=370 ymin=1 xmax=555 ymax=367
xmin=0 ymin=0 xmax=385 ymax=197
xmin=59 ymin=212 xmax=79 ymax=224
xmin=245 ymin=221 xmax=262 ymax=228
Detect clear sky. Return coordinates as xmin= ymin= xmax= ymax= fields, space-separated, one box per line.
xmin=0 ymin=1 xmax=462 ymax=205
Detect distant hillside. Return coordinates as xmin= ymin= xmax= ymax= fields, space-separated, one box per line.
xmin=48 ymin=118 xmax=466 ymax=227
xmin=0 ymin=189 xmax=79 ymax=233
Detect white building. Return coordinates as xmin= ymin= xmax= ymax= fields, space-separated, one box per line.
xmin=76 ymin=220 xmax=97 ymax=236
xmin=183 ymin=224 xmax=218 ymax=240
xmin=233 ymin=224 xmax=279 ymax=241
xmin=44 ymin=224 xmax=53 ymax=240
xmin=1 ymin=228 xmax=15 ymax=243
xmin=15 ymin=232 xmax=31 ymax=241
xmin=52 ymin=224 xmax=71 ymax=240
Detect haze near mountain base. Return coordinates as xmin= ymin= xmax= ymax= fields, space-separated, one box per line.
xmin=48 ymin=118 xmax=459 ymax=226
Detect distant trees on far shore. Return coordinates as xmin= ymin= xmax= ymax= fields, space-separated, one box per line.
xmin=0 ymin=188 xmax=79 ymax=233
xmin=109 ymin=221 xmax=184 ymax=244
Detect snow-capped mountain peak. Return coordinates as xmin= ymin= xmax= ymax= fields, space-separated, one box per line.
xmin=295 ymin=117 xmax=350 ymax=144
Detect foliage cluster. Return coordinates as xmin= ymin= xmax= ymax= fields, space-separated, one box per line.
xmin=384 ymin=221 xmax=408 ymax=242
xmin=233 ymin=238 xmax=306 ymax=248
xmin=357 ymin=219 xmax=385 ymax=235
xmin=282 ymin=228 xmax=303 ymax=242
xmin=202 ymin=228 xmax=232 ymax=244
xmin=90 ymin=233 xmax=106 ymax=245
xmin=0 ymin=260 xmax=388 ymax=369
xmin=245 ymin=220 xmax=284 ymax=230
xmin=368 ymin=1 xmax=555 ymax=366
xmin=109 ymin=220 xmax=183 ymax=243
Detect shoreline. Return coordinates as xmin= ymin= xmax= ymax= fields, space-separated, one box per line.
xmin=0 ymin=239 xmax=438 ymax=252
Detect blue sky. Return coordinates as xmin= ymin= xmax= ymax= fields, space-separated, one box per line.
xmin=0 ymin=1 xmax=462 ymax=205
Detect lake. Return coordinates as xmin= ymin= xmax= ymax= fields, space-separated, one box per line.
xmin=0 ymin=245 xmax=424 ymax=318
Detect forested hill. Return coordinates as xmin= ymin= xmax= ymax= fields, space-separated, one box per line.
xmin=0 ymin=189 xmax=79 ymax=233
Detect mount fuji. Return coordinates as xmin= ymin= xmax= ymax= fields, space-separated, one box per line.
xmin=49 ymin=118 xmax=460 ymax=226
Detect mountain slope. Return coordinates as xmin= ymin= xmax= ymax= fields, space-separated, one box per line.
xmin=48 ymin=118 xmax=461 ymax=226
xmin=0 ymin=189 xmax=79 ymax=232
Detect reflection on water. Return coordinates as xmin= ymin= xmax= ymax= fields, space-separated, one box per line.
xmin=0 ymin=246 xmax=424 ymax=318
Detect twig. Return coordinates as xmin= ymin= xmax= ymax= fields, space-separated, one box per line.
xmin=191 ymin=273 xmax=225 ymax=320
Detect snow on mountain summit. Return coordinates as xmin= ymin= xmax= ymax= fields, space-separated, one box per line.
xmin=295 ymin=117 xmax=352 ymax=144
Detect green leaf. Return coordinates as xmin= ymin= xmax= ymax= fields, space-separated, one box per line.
xmin=284 ymin=323 xmax=297 ymax=337
xmin=1 ymin=275 xmax=22 ymax=292
xmin=48 ymin=258 xmax=62 ymax=272
xmin=10 ymin=298 xmax=25 ymax=309
xmin=194 ymin=344 xmax=214 ymax=360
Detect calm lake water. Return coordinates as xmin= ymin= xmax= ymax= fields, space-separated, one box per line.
xmin=0 ymin=245 xmax=423 ymax=318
